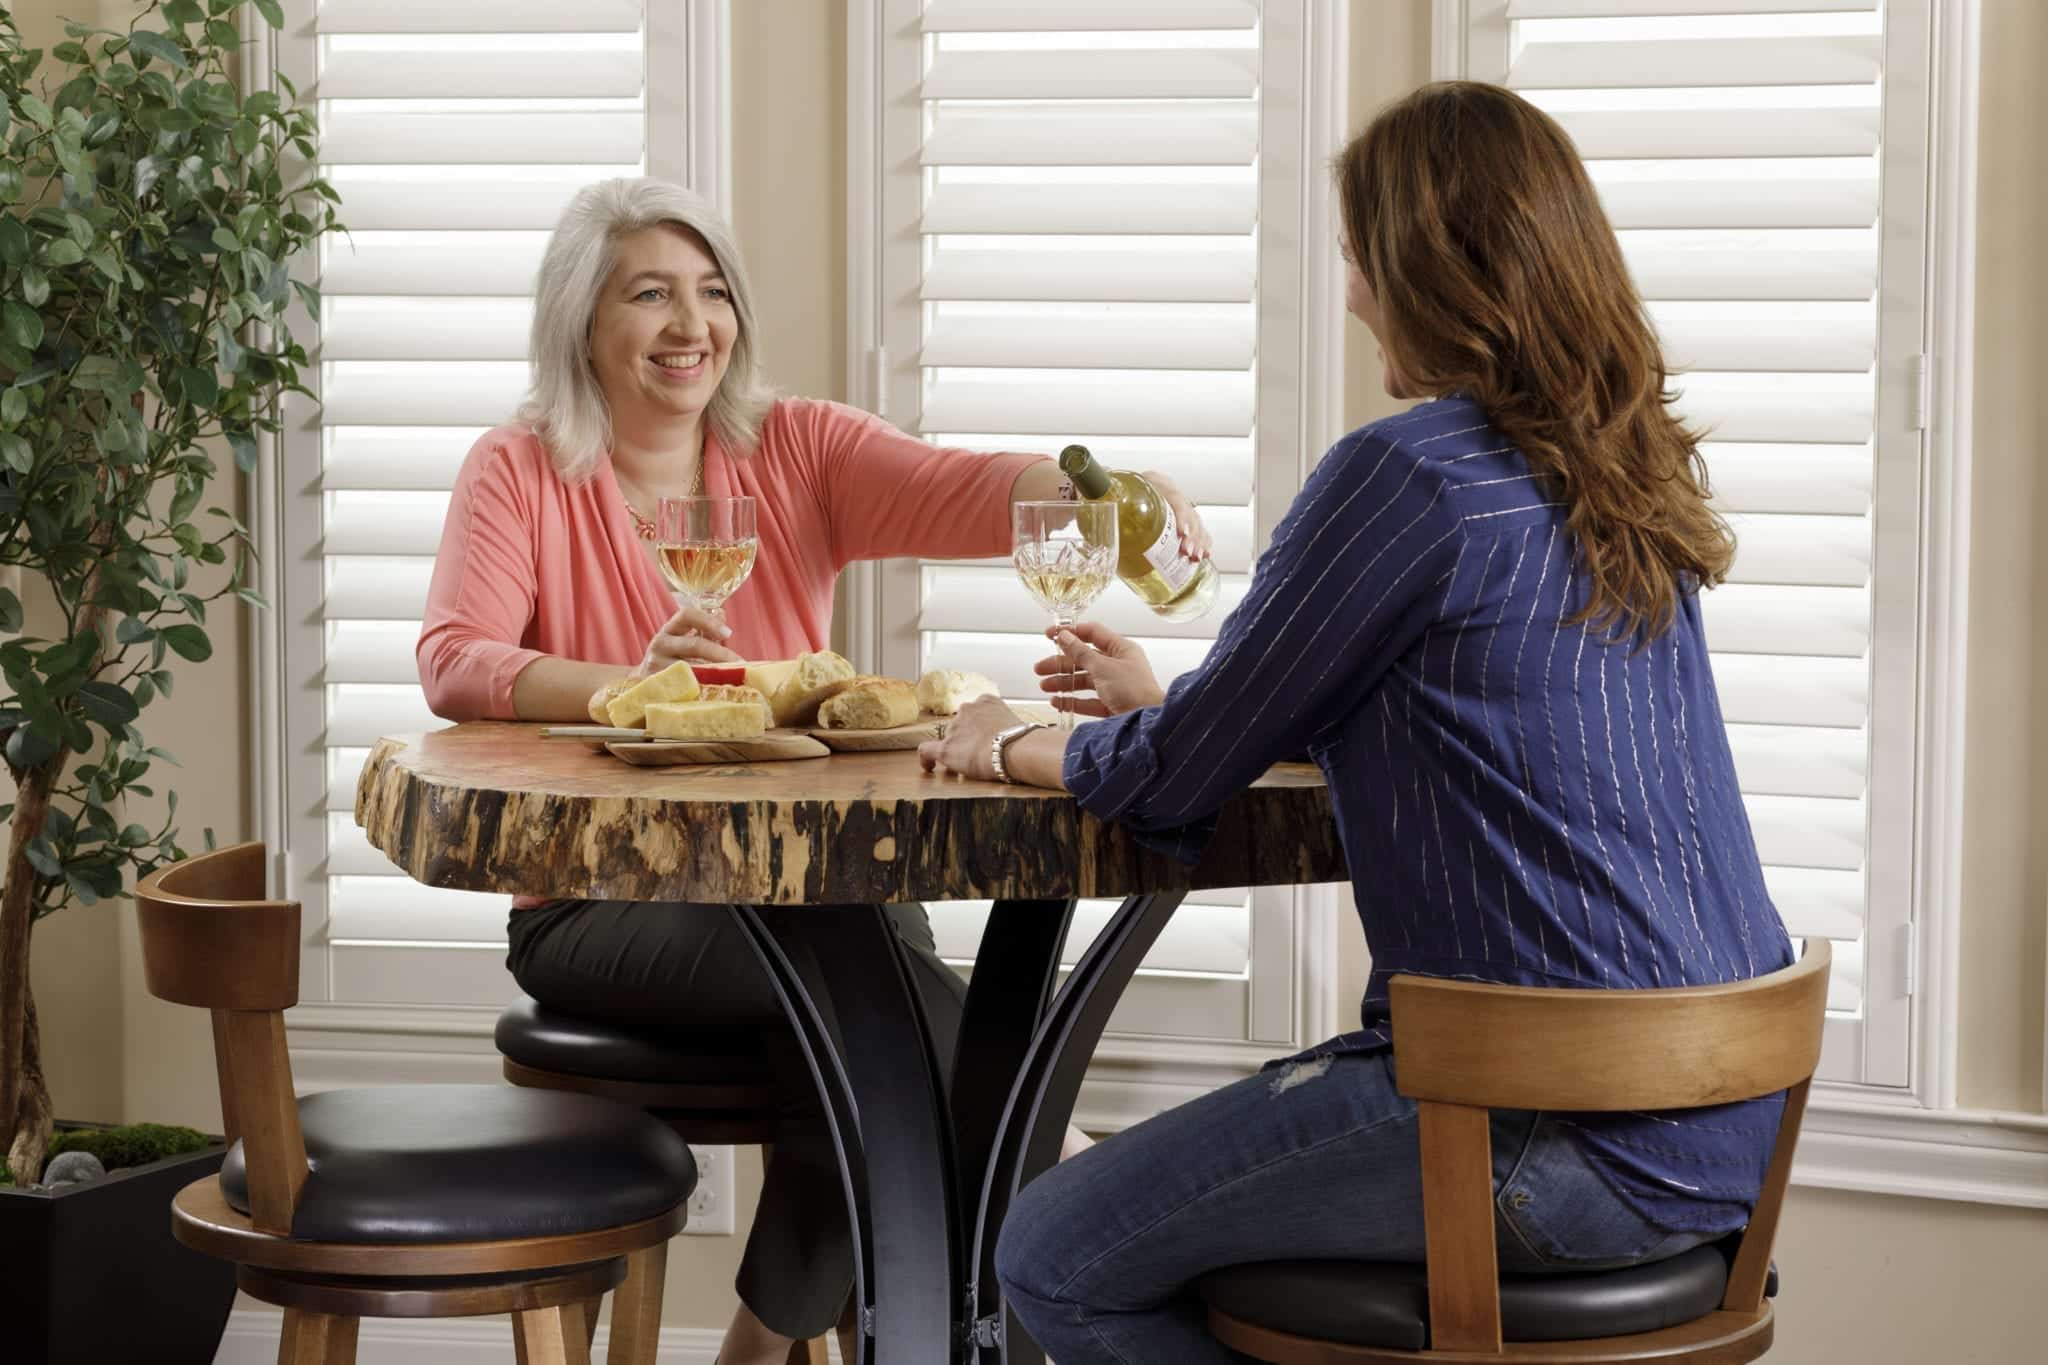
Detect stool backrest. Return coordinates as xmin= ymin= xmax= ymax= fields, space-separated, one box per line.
xmin=135 ymin=841 xmax=308 ymax=1235
xmin=1387 ymin=939 xmax=1830 ymax=1353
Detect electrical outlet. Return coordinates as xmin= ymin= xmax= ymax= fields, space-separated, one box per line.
xmin=683 ymin=1144 xmax=735 ymax=1236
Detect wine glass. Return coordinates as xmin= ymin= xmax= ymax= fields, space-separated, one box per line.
xmin=656 ymin=496 xmax=758 ymax=614
xmin=1013 ymin=500 xmax=1117 ymax=732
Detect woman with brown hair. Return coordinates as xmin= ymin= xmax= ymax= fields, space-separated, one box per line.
xmin=920 ymin=82 xmax=1794 ymax=1361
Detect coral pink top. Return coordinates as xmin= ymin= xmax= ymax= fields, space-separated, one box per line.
xmin=417 ymin=398 xmax=1042 ymax=721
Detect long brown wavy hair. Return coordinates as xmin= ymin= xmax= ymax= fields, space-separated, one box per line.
xmin=1337 ymin=81 xmax=1733 ymax=642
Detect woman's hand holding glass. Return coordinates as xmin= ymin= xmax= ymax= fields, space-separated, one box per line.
xmin=1033 ymin=622 xmax=1164 ymax=718
xmin=636 ymin=602 xmax=742 ymax=675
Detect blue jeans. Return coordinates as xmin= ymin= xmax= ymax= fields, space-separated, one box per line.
xmin=995 ymin=1051 xmax=1716 ymax=1363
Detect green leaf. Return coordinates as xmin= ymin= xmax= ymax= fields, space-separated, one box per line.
xmin=71 ymin=355 xmax=118 ymax=392
xmin=210 ymin=225 xmax=239 ymax=252
xmin=0 ymin=433 xmax=29 ymax=474
xmin=1 ymin=302 xmax=42 ymax=351
xmin=159 ymin=624 xmax=212 ymax=662
xmin=53 ymin=41 xmax=90 ymax=64
xmin=116 ymin=615 xmax=155 ymax=645
xmin=164 ymin=0 xmax=206 ymax=25
xmin=252 ymin=0 xmax=285 ymax=30
xmin=0 ymin=217 xmax=27 ymax=265
xmin=24 ymin=837 xmax=61 ymax=878
xmin=206 ymin=20 xmax=239 ymax=50
xmin=1 ymin=388 xmax=25 ymax=428
xmin=18 ymin=266 xmax=48 ymax=307
xmin=78 ymin=681 xmax=141 ymax=727
xmin=244 ymin=91 xmax=279 ymax=118
xmin=128 ymin=31 xmax=189 ymax=70
xmin=214 ymin=324 xmax=245 ymax=373
xmin=43 ymin=238 xmax=83 ymax=267
xmin=18 ymin=96 xmax=53 ymax=128
xmin=231 ymin=119 xmax=258 ymax=157
xmin=290 ymin=279 xmax=320 ymax=321
xmin=88 ymin=246 xmax=122 ymax=282
xmin=177 ymin=366 xmax=218 ymax=405
xmin=226 ymin=428 xmax=258 ymax=472
xmin=7 ymin=726 xmax=59 ymax=770
xmin=134 ymin=154 xmax=162 ymax=197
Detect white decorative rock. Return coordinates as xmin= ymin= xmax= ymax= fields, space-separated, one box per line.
xmin=40 ymin=1151 xmax=106 ymax=1188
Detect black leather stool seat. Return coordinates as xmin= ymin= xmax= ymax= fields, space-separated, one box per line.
xmin=1202 ymin=1244 xmax=1774 ymax=1351
xmin=495 ymin=995 xmax=766 ymax=1085
xmin=220 ymin=1085 xmax=696 ymax=1244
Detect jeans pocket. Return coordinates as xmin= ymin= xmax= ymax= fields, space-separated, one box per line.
xmin=1493 ymin=1117 xmax=1707 ymax=1271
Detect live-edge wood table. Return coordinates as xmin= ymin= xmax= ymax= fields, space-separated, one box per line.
xmin=357 ymin=722 xmax=1345 ymax=1365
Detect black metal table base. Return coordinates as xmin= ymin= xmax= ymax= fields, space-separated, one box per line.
xmin=731 ymin=892 xmax=1186 ymax=1365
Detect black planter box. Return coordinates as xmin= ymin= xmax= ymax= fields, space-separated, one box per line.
xmin=0 ymin=1128 xmax=239 ymax=1364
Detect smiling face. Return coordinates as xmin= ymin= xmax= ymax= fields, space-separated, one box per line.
xmin=588 ymin=223 xmax=737 ymax=440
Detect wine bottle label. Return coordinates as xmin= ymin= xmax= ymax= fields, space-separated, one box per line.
xmin=1142 ymin=504 xmax=1199 ymax=592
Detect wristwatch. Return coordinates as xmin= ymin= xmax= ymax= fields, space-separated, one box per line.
xmin=990 ymin=720 xmax=1053 ymax=785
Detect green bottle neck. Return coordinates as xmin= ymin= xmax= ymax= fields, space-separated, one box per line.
xmin=1059 ymin=444 xmax=1112 ymax=499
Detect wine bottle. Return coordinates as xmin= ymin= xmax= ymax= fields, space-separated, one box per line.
xmin=1058 ymin=444 xmax=1219 ymax=621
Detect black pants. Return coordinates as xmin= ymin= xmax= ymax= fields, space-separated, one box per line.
xmin=505 ymin=899 xmax=966 ymax=1339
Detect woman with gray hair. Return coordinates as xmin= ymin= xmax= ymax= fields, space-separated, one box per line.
xmin=415 ymin=177 xmax=1211 ymax=1364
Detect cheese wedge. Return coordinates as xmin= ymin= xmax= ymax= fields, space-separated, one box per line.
xmin=644 ymin=698 xmax=767 ymax=741
xmin=697 ymin=683 xmax=774 ymax=730
xmin=743 ymin=659 xmax=800 ymax=702
xmin=767 ymin=650 xmax=857 ymax=727
xmin=818 ymin=677 xmax=920 ymax=730
xmin=605 ymin=661 xmax=701 ymax=729
xmin=916 ymin=669 xmax=999 ymax=716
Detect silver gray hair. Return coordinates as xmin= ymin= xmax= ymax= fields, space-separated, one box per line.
xmin=518 ymin=177 xmax=774 ymax=482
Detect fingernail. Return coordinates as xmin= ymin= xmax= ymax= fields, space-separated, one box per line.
xmin=717 ymin=625 xmax=733 ymax=638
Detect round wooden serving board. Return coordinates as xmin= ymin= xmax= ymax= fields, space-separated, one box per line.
xmin=606 ymin=731 xmax=830 ymax=766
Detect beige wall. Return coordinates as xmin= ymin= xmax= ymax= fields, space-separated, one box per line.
xmin=19 ymin=0 xmax=2045 ymax=1351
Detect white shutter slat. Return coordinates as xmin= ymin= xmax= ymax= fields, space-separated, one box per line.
xmin=932 ymin=900 xmax=1249 ymax=977
xmin=323 ymin=170 xmax=634 ymax=232
xmin=329 ymin=748 xmax=373 ymax=812
xmin=922 ymin=374 xmax=1255 ymax=438
xmin=328 ymin=814 xmax=399 ymax=878
xmin=324 ymin=299 xmax=534 ymax=361
xmin=922 ymin=567 xmax=1250 ymax=640
xmin=924 ymin=246 xmax=1254 ymax=303
xmin=1510 ymin=36 xmax=1880 ymax=90
xmin=323 ymin=235 xmax=548 ymax=297
xmin=328 ymin=622 xmax=427 ymax=685
xmin=922 ymin=183 xmax=1256 ymax=235
xmin=1761 ymin=867 xmax=1864 ymax=946
xmin=1744 ymin=794 xmax=1863 ymax=873
xmin=317 ymin=48 xmax=641 ymax=101
xmin=924 ymin=104 xmax=1257 ymax=166
xmin=923 ymin=314 xmax=1254 ymax=370
xmin=1540 ymin=105 xmax=1879 ymax=160
xmin=1599 ymin=173 xmax=1878 ymax=230
xmin=1721 ymin=512 xmax=1867 ymax=588
xmin=1710 ymin=654 xmax=1865 ymax=729
xmin=329 ymin=876 xmax=514 ymax=942
xmin=920 ymin=435 xmax=1256 ymax=504
xmin=319 ymin=112 xmax=642 ymax=165
xmin=1702 ymin=445 xmax=1871 ymax=515
xmin=327 ymin=558 xmax=434 ymax=620
xmin=922 ymin=49 xmax=1258 ymax=101
xmin=1673 ymin=379 xmax=1875 ymax=443
xmin=922 ymin=0 xmax=1257 ymax=32
xmin=1654 ymin=312 xmax=1874 ymax=372
xmin=1697 ymin=583 xmax=1868 ymax=657
xmin=324 ymin=429 xmax=480 ymax=490
xmin=1623 ymin=236 xmax=1874 ymax=302
xmin=326 ymin=491 xmax=454 ymax=556
xmin=330 ymin=685 xmax=442 ymax=747
xmin=1512 ymin=0 xmax=1874 ymax=14
xmin=1726 ymin=722 xmax=1864 ymax=800
xmin=317 ymin=0 xmax=643 ymax=34
xmin=324 ymin=361 xmax=527 ymax=426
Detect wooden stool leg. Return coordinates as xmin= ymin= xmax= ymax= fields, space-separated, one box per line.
xmin=577 ymin=1296 xmax=603 ymax=1352
xmin=606 ymin=1241 xmax=669 ymax=1365
xmin=516 ymin=1306 xmax=591 ymax=1365
xmin=278 ymin=1310 xmax=357 ymax=1365
xmin=786 ymin=1336 xmax=830 ymax=1364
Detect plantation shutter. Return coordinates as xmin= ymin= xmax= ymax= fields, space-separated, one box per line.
xmin=1454 ymin=0 xmax=1928 ymax=1084
xmin=868 ymin=0 xmax=1312 ymax=1044
xmin=279 ymin=0 xmax=721 ymax=1006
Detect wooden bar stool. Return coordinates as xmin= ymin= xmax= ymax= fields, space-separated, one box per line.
xmin=1202 ymin=940 xmax=1829 ymax=1363
xmin=137 ymin=844 xmax=697 ymax=1365
xmin=496 ymin=996 xmax=834 ymax=1365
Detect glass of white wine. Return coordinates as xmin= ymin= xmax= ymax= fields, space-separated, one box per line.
xmin=1013 ymin=500 xmax=1118 ymax=732
xmin=656 ymin=496 xmax=758 ymax=614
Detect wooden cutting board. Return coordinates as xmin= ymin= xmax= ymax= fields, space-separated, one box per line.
xmin=808 ymin=713 xmax=950 ymax=752
xmin=604 ymin=731 xmax=831 ymax=766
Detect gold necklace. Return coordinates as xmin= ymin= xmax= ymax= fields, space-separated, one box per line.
xmin=618 ymin=453 xmax=705 ymax=541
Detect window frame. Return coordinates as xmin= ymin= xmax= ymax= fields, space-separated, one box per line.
xmin=841 ymin=0 xmax=1355 ymax=1111
xmin=1432 ymin=0 xmax=1969 ymax=1116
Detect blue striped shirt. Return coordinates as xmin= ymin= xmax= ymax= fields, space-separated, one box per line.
xmin=1065 ymin=396 xmax=1795 ymax=1234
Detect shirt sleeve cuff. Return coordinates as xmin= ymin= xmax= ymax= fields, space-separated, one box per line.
xmin=1063 ymin=711 xmax=1217 ymax=866
xmin=488 ymin=646 xmax=550 ymax=719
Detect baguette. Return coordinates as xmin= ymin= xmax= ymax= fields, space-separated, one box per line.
xmin=767 ymin=650 xmax=857 ymax=727
xmin=588 ymin=678 xmax=630 ymax=725
xmin=817 ymin=676 xmax=920 ymax=731
xmin=915 ymin=668 xmax=999 ymax=716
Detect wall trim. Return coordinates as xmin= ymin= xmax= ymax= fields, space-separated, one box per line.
xmin=218 ymin=1313 xmax=786 ymax=1365
xmin=1798 ymin=1098 xmax=2048 ymax=1210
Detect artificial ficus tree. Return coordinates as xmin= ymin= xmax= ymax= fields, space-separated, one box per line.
xmin=0 ymin=0 xmax=339 ymax=1184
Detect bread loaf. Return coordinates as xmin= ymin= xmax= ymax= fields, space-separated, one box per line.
xmin=588 ymin=678 xmax=630 ymax=725
xmin=643 ymin=697 xmax=767 ymax=741
xmin=697 ymin=683 xmax=773 ymax=730
xmin=605 ymin=661 xmax=700 ymax=728
xmin=767 ymin=650 xmax=856 ymax=726
xmin=817 ymin=676 xmax=920 ymax=731
xmin=915 ymin=669 xmax=999 ymax=716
